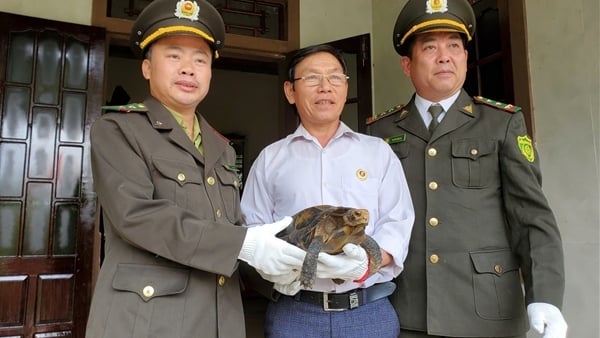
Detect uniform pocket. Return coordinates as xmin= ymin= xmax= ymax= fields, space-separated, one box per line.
xmin=390 ymin=142 xmax=409 ymax=159
xmin=451 ymin=139 xmax=498 ymax=188
xmin=112 ymin=263 xmax=190 ymax=302
xmin=152 ymin=156 xmax=203 ymax=206
xmin=215 ymin=165 xmax=241 ymax=223
xmin=470 ymin=249 xmax=525 ymax=320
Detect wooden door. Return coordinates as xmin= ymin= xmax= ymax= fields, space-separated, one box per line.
xmin=0 ymin=12 xmax=105 ymax=338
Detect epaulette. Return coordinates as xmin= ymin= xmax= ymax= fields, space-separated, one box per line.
xmin=366 ymin=104 xmax=405 ymax=125
xmin=473 ymin=96 xmax=521 ymax=113
xmin=102 ymin=103 xmax=148 ymax=113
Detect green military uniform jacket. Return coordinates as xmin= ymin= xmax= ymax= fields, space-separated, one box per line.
xmin=367 ymin=90 xmax=564 ymax=337
xmin=86 ymin=97 xmax=247 ymax=338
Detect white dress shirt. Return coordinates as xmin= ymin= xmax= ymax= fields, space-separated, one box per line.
xmin=241 ymin=122 xmax=414 ymax=293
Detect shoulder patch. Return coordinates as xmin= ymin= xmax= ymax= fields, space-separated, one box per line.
xmin=366 ymin=104 xmax=405 ymax=125
xmin=473 ymin=96 xmax=521 ymax=113
xmin=102 ymin=103 xmax=148 ymax=113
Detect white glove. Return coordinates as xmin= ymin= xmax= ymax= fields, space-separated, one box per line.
xmin=527 ymin=302 xmax=568 ymax=338
xmin=274 ymin=280 xmax=303 ymax=296
xmin=315 ymin=243 xmax=368 ymax=281
xmin=257 ymin=268 xmax=300 ymax=285
xmin=238 ymin=217 xmax=306 ymax=276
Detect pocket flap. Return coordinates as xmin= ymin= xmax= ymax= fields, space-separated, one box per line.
xmin=470 ymin=249 xmax=519 ymax=276
xmin=152 ymin=157 xmax=203 ymax=186
xmin=452 ymin=139 xmax=497 ymax=160
xmin=215 ymin=166 xmax=240 ymax=188
xmin=112 ymin=263 xmax=190 ymax=302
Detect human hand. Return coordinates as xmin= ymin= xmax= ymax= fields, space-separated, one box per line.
xmin=238 ymin=217 xmax=306 ymax=276
xmin=274 ymin=280 xmax=303 ymax=296
xmin=527 ymin=302 xmax=567 ymax=338
xmin=315 ymin=243 xmax=368 ymax=281
xmin=257 ymin=268 xmax=300 ymax=285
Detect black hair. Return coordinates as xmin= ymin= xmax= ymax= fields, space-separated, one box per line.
xmin=287 ymin=44 xmax=348 ymax=81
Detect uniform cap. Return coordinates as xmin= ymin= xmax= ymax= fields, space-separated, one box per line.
xmin=393 ymin=0 xmax=476 ymax=55
xmin=130 ymin=0 xmax=225 ymax=59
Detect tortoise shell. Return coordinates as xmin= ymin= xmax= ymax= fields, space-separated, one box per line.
xmin=277 ymin=205 xmax=383 ymax=289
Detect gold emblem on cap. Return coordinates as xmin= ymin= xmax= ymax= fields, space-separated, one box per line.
xmin=356 ymin=169 xmax=368 ymax=181
xmin=426 ymin=0 xmax=448 ymax=14
xmin=175 ymin=0 xmax=200 ymax=21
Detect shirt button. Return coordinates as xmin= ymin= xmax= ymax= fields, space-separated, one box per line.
xmin=177 ymin=173 xmax=186 ymax=182
xmin=216 ymin=209 xmax=222 ymax=218
xmin=428 ymin=148 xmax=437 ymax=157
xmin=428 ymin=181 xmax=438 ymax=190
xmin=429 ymin=217 xmax=439 ymax=226
xmin=218 ymin=275 xmax=226 ymax=286
xmin=207 ymin=176 xmax=215 ymax=185
xmin=429 ymin=254 xmax=439 ymax=264
xmin=142 ymin=285 xmax=155 ymax=298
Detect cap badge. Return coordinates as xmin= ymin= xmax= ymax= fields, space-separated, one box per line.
xmin=175 ymin=0 xmax=200 ymax=21
xmin=426 ymin=0 xmax=448 ymax=14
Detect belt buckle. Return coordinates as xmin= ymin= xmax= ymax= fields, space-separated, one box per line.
xmin=322 ymin=291 xmax=360 ymax=311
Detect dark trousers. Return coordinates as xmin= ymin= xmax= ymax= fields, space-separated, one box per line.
xmin=264 ymin=295 xmax=400 ymax=338
xmin=400 ymin=329 xmax=527 ymax=338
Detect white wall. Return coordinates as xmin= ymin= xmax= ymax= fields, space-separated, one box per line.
xmin=0 ymin=0 xmax=91 ymax=25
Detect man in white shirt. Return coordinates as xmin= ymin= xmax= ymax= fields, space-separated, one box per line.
xmin=241 ymin=44 xmax=415 ymax=338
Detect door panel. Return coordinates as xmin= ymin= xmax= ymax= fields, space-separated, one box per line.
xmin=0 ymin=12 xmax=105 ymax=338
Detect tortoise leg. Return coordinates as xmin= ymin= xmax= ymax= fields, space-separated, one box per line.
xmin=361 ymin=235 xmax=383 ymax=274
xmin=301 ymin=238 xmax=323 ymax=289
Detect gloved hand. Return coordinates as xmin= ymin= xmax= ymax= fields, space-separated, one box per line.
xmin=257 ymin=268 xmax=300 ymax=285
xmin=238 ymin=217 xmax=306 ymax=276
xmin=274 ymin=280 xmax=303 ymax=296
xmin=527 ymin=302 xmax=568 ymax=338
xmin=315 ymin=243 xmax=368 ymax=281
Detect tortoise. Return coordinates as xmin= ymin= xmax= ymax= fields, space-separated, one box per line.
xmin=276 ymin=205 xmax=383 ymax=289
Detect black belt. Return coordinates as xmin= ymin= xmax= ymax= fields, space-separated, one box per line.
xmin=292 ymin=281 xmax=396 ymax=311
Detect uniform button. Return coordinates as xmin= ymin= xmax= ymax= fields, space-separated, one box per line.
xmin=428 ymin=181 xmax=438 ymax=190
xmin=470 ymin=148 xmax=478 ymax=156
xmin=216 ymin=209 xmax=222 ymax=218
xmin=429 ymin=254 xmax=439 ymax=264
xmin=494 ymin=264 xmax=503 ymax=274
xmin=218 ymin=275 xmax=226 ymax=286
xmin=429 ymin=217 xmax=439 ymax=226
xmin=428 ymin=148 xmax=437 ymax=157
xmin=207 ymin=176 xmax=215 ymax=185
xmin=234 ymin=180 xmax=239 ymax=188
xmin=177 ymin=173 xmax=186 ymax=182
xmin=142 ymin=285 xmax=155 ymax=298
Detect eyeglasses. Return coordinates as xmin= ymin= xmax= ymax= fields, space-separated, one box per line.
xmin=293 ymin=73 xmax=350 ymax=87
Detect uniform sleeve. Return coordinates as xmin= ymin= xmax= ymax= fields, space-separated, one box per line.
xmin=499 ymin=112 xmax=565 ymax=308
xmin=371 ymin=140 xmax=415 ymax=278
xmin=91 ymin=116 xmax=246 ymax=276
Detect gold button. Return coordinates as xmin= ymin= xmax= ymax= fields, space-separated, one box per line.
xmin=207 ymin=176 xmax=215 ymax=185
xmin=428 ymin=181 xmax=438 ymax=190
xmin=494 ymin=264 xmax=503 ymax=274
xmin=428 ymin=148 xmax=437 ymax=157
xmin=429 ymin=254 xmax=439 ymax=264
xmin=177 ymin=173 xmax=186 ymax=182
xmin=142 ymin=285 xmax=155 ymax=298
xmin=218 ymin=275 xmax=226 ymax=286
xmin=429 ymin=217 xmax=439 ymax=226
xmin=216 ymin=209 xmax=222 ymax=218
xmin=470 ymin=148 xmax=478 ymax=156
xmin=234 ymin=180 xmax=239 ymax=188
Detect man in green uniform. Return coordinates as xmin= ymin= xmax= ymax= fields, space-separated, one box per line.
xmin=86 ymin=1 xmax=307 ymax=337
xmin=367 ymin=0 xmax=567 ymax=337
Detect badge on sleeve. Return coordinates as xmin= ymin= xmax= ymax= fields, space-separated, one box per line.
xmin=517 ymin=135 xmax=534 ymax=162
